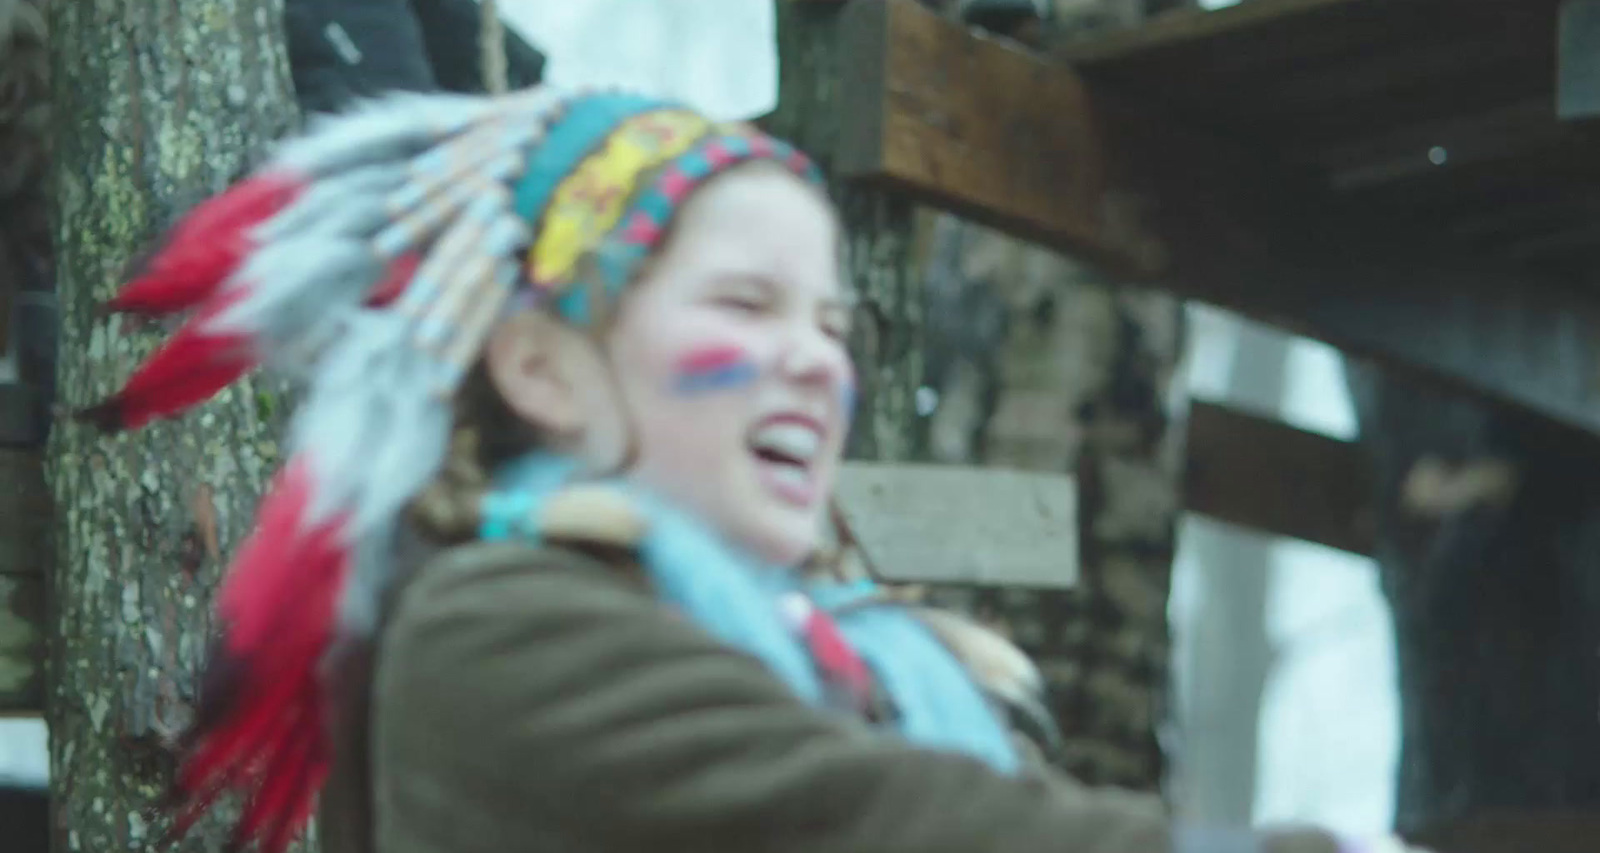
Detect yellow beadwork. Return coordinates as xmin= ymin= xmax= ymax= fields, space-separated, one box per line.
xmin=528 ymin=109 xmax=711 ymax=286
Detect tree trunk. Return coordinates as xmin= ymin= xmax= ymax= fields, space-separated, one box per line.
xmin=766 ymin=2 xmax=923 ymax=465
xmin=45 ymin=2 xmax=298 ymax=851
xmin=918 ymin=215 xmax=1185 ymax=792
xmin=1347 ymin=365 xmax=1600 ymax=840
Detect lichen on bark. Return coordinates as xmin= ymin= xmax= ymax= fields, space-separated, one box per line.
xmin=45 ymin=1 xmax=300 ymax=851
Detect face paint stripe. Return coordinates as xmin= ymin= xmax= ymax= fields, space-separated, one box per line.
xmin=674 ymin=346 xmax=759 ymax=394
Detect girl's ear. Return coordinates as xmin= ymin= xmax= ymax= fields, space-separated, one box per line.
xmin=483 ymin=310 xmax=588 ymax=439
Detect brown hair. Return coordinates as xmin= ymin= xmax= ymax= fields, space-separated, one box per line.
xmin=406 ymin=364 xmax=539 ymax=541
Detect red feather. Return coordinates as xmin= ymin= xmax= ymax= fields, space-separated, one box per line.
xmin=108 ymin=173 xmax=304 ymax=316
xmin=77 ymin=289 xmax=255 ymax=432
xmin=263 ymin=758 xmax=329 ymax=853
xmin=363 ymin=251 xmax=422 ymax=308
xmin=161 ymin=457 xmax=350 ymax=853
xmin=230 ymin=702 xmax=319 ymax=849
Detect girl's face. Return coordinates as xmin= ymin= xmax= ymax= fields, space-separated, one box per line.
xmin=602 ymin=165 xmax=854 ymax=567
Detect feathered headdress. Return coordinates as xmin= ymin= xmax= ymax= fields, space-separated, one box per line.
xmin=82 ymin=88 xmax=821 ymax=853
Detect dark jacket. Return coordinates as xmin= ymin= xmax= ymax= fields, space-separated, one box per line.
xmin=319 ymin=532 xmax=1351 ymax=853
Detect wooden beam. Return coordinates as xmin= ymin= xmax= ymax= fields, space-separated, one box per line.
xmin=1054 ymin=0 xmax=1370 ymax=67
xmin=1184 ymin=401 xmax=1374 ymax=555
xmin=0 ymin=449 xmax=46 ymax=713
xmin=835 ymin=462 xmax=1078 ymax=588
xmin=835 ymin=0 xmax=1600 ymax=439
xmin=835 ymin=0 xmax=1152 ymax=279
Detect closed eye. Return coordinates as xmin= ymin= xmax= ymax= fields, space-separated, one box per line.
xmin=706 ymin=275 xmax=778 ymax=315
xmin=712 ymin=293 xmax=770 ymax=314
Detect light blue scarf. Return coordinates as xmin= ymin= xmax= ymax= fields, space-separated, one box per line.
xmin=480 ymin=453 xmax=1020 ymax=774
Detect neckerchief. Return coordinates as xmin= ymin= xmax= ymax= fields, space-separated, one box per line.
xmin=480 ymin=452 xmax=1020 ymax=773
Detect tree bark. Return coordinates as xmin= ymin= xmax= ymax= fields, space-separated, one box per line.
xmin=766 ymin=2 xmax=924 ymax=465
xmin=45 ymin=2 xmax=299 ymax=851
xmin=918 ymin=215 xmax=1186 ymax=792
xmin=1347 ymin=366 xmax=1600 ymax=840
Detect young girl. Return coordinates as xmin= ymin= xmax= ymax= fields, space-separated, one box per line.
xmin=87 ymin=88 xmax=1430 ymax=853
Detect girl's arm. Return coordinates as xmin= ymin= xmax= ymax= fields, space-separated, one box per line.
xmin=368 ymin=540 xmax=1405 ymax=853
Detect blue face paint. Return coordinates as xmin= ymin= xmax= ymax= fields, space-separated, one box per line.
xmin=674 ymin=345 xmax=759 ymax=395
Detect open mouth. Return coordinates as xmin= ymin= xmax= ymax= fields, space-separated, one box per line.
xmin=749 ymin=418 xmax=823 ymax=506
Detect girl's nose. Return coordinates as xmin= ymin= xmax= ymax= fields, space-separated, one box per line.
xmin=778 ymin=326 xmax=850 ymax=390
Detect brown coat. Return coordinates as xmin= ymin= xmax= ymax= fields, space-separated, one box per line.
xmin=319 ymin=537 xmax=1349 ymax=853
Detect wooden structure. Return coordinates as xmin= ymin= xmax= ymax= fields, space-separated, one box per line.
xmin=827 ymin=0 xmax=1600 ymax=552
xmin=6 ymin=0 xmax=1592 ymax=703
xmin=816 ymin=0 xmax=1600 ymax=846
xmin=0 ymin=0 xmax=1592 ymax=735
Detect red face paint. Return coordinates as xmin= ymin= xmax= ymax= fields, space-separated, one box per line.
xmin=674 ymin=345 xmax=759 ymax=394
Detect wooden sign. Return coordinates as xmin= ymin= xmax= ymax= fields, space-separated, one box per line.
xmin=836 ymin=462 xmax=1079 ymax=588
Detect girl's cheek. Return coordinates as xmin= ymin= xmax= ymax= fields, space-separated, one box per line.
xmin=671 ymin=344 xmax=760 ymax=396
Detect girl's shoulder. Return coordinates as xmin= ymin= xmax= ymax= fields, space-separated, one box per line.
xmin=399 ymin=483 xmax=658 ymax=612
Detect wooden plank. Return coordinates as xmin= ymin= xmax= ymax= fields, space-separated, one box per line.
xmin=836 ymin=0 xmax=1147 ymax=279
xmin=835 ymin=462 xmax=1078 ymax=588
xmin=1184 ymin=401 xmax=1374 ymax=555
xmin=836 ymin=0 xmax=1600 ymax=440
